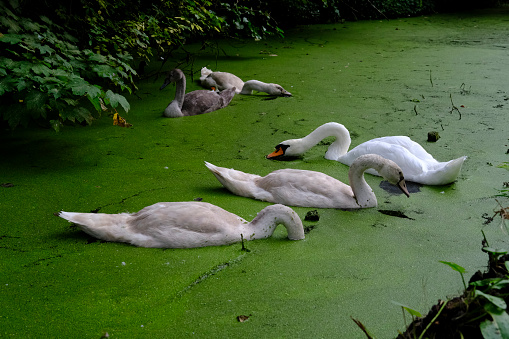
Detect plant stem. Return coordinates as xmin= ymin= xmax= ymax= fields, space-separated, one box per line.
xmin=418 ymin=300 xmax=448 ymax=339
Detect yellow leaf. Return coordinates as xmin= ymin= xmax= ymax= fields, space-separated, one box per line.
xmin=113 ymin=113 xmax=132 ymax=127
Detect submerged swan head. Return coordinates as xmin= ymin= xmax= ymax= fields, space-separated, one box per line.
xmin=267 ymin=84 xmax=292 ymax=97
xmin=362 ymin=154 xmax=409 ymax=197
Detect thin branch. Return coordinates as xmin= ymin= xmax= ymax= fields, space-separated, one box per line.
xmin=366 ymin=0 xmax=389 ymax=20
xmin=449 ymin=94 xmax=462 ymax=120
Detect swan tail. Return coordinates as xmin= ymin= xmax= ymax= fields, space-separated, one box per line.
xmin=220 ymin=87 xmax=237 ymax=105
xmin=205 ymin=162 xmax=261 ymax=198
xmin=200 ymin=67 xmax=213 ymax=81
xmin=422 ymin=156 xmax=467 ymax=185
xmin=59 ymin=211 xmax=132 ymax=242
xmin=443 ymin=156 xmax=467 ymax=182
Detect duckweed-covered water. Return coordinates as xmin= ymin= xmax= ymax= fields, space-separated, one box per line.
xmin=2 ymin=7 xmax=509 ymax=338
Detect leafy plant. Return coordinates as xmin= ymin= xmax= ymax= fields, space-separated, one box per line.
xmin=0 ymin=4 xmax=135 ymax=131
xmin=440 ymin=260 xmax=468 ymax=290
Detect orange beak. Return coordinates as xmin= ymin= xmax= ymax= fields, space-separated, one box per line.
xmin=266 ymin=147 xmax=285 ymax=159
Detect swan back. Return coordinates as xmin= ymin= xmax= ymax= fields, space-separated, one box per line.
xmin=180 ymin=87 xmax=236 ymax=116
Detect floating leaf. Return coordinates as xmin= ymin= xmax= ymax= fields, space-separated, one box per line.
xmin=237 ymin=315 xmax=250 ymax=322
xmin=113 ymin=113 xmax=132 ymax=127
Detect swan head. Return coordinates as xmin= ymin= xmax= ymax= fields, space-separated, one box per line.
xmin=268 ymin=84 xmax=292 ymax=97
xmin=375 ymin=158 xmax=410 ymax=197
xmin=160 ymin=69 xmax=184 ymax=90
xmin=266 ymin=140 xmax=305 ymax=159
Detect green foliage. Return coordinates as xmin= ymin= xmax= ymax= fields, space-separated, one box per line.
xmin=391 ymin=301 xmax=422 ymax=317
xmin=0 ymin=3 xmax=135 ymax=131
xmin=267 ymin=0 xmax=435 ymax=25
xmin=70 ymin=0 xmax=283 ymax=64
xmin=440 ymin=260 xmax=467 ymax=289
xmin=440 ymin=245 xmax=509 ymax=338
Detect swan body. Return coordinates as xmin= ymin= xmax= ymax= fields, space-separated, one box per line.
xmin=200 ymin=67 xmax=292 ymax=97
xmin=267 ymin=122 xmax=467 ymax=185
xmin=160 ymin=68 xmax=236 ymax=117
xmin=200 ymin=68 xmax=244 ymax=93
xmin=205 ymin=154 xmax=409 ymax=209
xmin=58 ymin=202 xmax=304 ymax=248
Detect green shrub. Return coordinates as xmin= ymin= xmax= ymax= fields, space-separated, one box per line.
xmin=0 ymin=4 xmax=135 ymax=131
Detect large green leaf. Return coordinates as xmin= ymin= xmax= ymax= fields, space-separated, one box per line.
xmin=25 ymin=90 xmax=48 ymax=117
xmin=105 ymin=90 xmax=130 ymax=113
xmin=481 ymin=304 xmax=509 ymax=339
xmin=2 ymin=104 xmax=31 ymax=128
xmin=69 ymin=78 xmax=102 ymax=98
xmin=37 ymin=44 xmax=55 ymax=55
xmin=0 ymin=33 xmax=23 ymax=44
xmin=31 ymin=64 xmax=51 ymax=76
xmin=475 ymin=290 xmax=507 ymax=310
xmin=13 ymin=61 xmax=33 ymax=75
xmin=439 ymin=261 xmax=466 ymax=273
xmin=0 ymin=77 xmax=15 ymax=96
xmin=65 ymin=106 xmax=93 ymax=124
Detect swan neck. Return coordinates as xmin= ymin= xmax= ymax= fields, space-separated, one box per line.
xmin=240 ymin=80 xmax=261 ymax=94
xmin=248 ymin=205 xmax=304 ymax=240
xmin=174 ymin=73 xmax=186 ymax=108
xmin=348 ymin=158 xmax=377 ymax=208
xmin=241 ymin=80 xmax=272 ymax=94
xmin=301 ymin=123 xmax=351 ymax=159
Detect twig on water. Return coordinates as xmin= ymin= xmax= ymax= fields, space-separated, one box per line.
xmin=240 ymin=234 xmax=250 ymax=252
xmin=429 ymin=70 xmax=433 ymax=87
xmin=449 ymin=94 xmax=462 ymax=120
xmin=413 ymin=105 xmax=418 ymax=115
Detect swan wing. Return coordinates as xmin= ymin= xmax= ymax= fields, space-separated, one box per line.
xmin=128 ymin=202 xmax=246 ymax=248
xmin=338 ymin=141 xmax=427 ymax=178
xmin=182 ymin=90 xmax=232 ymax=115
xmin=257 ymin=169 xmax=357 ymax=208
xmin=370 ymin=136 xmax=437 ymax=162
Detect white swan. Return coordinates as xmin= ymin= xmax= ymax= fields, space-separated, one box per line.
xmin=205 ymin=154 xmax=409 ymax=209
xmin=160 ymin=68 xmax=236 ymax=117
xmin=266 ymin=122 xmax=467 ymax=186
xmin=200 ymin=67 xmax=292 ymax=97
xmin=58 ymin=202 xmax=304 ymax=248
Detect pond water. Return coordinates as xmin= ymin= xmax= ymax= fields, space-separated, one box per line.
xmin=1 ymin=7 xmax=509 ymax=338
